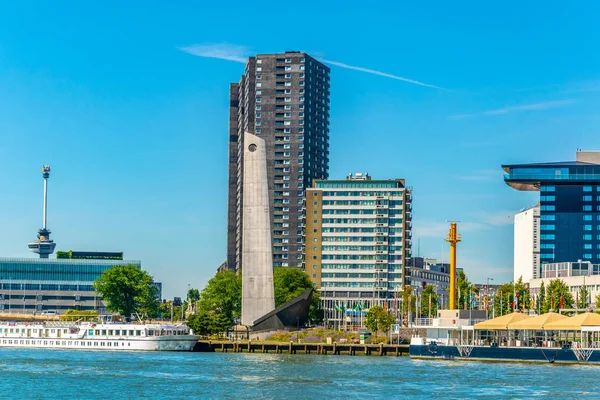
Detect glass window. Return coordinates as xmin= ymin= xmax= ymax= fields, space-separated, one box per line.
xmin=584 ymin=234 xmax=592 ymax=240
xmin=584 ymin=215 xmax=593 ymax=221
xmin=584 ymin=186 xmax=593 ymax=192
xmin=584 ymin=196 xmax=592 ymax=201
xmin=584 ymin=205 xmax=592 ymax=211
xmin=584 ymin=225 xmax=593 ymax=231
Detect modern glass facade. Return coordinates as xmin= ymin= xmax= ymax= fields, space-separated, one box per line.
xmin=503 ymin=152 xmax=600 ymax=277
xmin=0 ymin=258 xmax=142 ymax=313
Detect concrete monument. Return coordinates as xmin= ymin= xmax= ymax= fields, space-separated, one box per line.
xmin=241 ymin=132 xmax=275 ymax=326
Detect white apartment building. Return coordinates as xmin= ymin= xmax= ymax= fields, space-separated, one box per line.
xmin=514 ymin=204 xmax=540 ymax=282
xmin=305 ymin=173 xmax=412 ymax=329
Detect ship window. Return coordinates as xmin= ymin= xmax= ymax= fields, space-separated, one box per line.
xmin=108 ymin=330 xmax=113 ymax=336
xmin=129 ymin=330 xmax=134 ymax=336
xmin=88 ymin=330 xmax=93 ymax=335
xmin=136 ymin=330 xmax=141 ymax=336
xmin=115 ymin=330 xmax=120 ymax=335
xmin=148 ymin=330 xmax=154 ymax=336
xmin=95 ymin=330 xmax=100 ymax=335
xmin=102 ymin=330 xmax=107 ymax=335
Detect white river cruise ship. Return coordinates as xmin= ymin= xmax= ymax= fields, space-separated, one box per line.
xmin=0 ymin=319 xmax=199 ymax=351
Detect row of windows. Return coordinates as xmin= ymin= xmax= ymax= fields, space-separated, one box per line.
xmin=542 ymin=205 xmax=600 ymax=212
xmin=321 ymin=245 xmax=403 ymax=252
xmin=320 ymin=200 xmax=404 ymax=206
xmin=583 ymin=215 xmax=600 ymax=221
xmin=321 ymin=273 xmax=378 ymax=279
xmin=319 ymin=191 xmax=405 ymax=197
xmin=541 ymin=234 xmax=600 ymax=241
xmin=320 ymin=264 xmax=401 ymax=270
xmin=322 ymin=237 xmax=379 ymax=242
xmin=0 ymin=261 xmax=140 ymax=282
xmin=321 ymin=255 xmax=403 ymax=261
xmin=583 ymin=186 xmax=600 ymax=192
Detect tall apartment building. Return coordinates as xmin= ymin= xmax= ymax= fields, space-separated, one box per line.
xmin=305 ymin=174 xmax=412 ymax=327
xmin=513 ymin=205 xmax=540 ymax=282
xmin=227 ymin=52 xmax=330 ymax=272
xmin=503 ymin=151 xmax=600 ymax=278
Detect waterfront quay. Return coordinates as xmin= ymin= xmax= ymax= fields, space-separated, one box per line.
xmin=195 ymin=340 xmax=409 ymax=356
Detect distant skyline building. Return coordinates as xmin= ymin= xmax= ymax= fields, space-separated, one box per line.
xmin=28 ymin=165 xmax=56 ymax=258
xmin=0 ymin=255 xmax=143 ymax=314
xmin=513 ymin=205 xmax=540 ymax=282
xmin=503 ymin=150 xmax=600 ymax=278
xmin=305 ymin=174 xmax=412 ymax=328
xmin=406 ymin=257 xmax=451 ymax=308
xmin=227 ymin=52 xmax=331 ymax=272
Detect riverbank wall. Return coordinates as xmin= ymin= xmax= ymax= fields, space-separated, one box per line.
xmin=194 ymin=340 xmax=410 ymax=356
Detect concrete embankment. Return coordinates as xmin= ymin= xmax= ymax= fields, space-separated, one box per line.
xmin=194 ymin=340 xmax=409 ymax=356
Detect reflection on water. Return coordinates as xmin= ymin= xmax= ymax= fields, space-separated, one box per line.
xmin=0 ymin=349 xmax=598 ymax=398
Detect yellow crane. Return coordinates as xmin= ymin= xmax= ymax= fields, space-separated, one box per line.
xmin=445 ymin=222 xmax=462 ymax=310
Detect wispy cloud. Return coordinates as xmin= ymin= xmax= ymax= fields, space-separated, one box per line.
xmin=318 ymin=59 xmax=444 ymax=90
xmin=450 ymin=99 xmax=576 ymax=119
xmin=458 ymin=169 xmax=503 ymax=182
xmin=414 ymin=211 xmax=514 ymax=239
xmin=178 ymin=43 xmax=249 ymax=63
xmin=177 ymin=43 xmax=443 ymax=89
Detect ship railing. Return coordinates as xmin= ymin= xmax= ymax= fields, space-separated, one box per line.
xmin=414 ymin=318 xmax=433 ymax=326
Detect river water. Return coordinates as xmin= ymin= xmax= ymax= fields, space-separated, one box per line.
xmin=1 ymin=349 xmax=599 ymax=398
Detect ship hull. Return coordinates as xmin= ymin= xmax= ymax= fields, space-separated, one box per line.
xmin=409 ymin=344 xmax=600 ymax=364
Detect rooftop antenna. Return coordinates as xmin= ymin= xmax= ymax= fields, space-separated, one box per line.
xmin=28 ymin=165 xmax=56 ymax=258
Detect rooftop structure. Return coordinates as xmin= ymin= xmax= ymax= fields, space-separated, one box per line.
xmin=28 ymin=166 xmax=56 ymax=258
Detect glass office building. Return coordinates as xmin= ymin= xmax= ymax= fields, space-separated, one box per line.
xmin=0 ymin=257 xmax=142 ymax=314
xmin=503 ymin=151 xmax=600 ymax=277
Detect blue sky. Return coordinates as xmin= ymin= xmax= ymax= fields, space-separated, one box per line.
xmin=0 ymin=2 xmax=598 ymax=297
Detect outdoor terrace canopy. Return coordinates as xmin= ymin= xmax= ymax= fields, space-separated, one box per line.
xmin=474 ymin=312 xmax=531 ymax=330
xmin=543 ymin=312 xmax=600 ymax=331
xmin=507 ymin=312 xmax=567 ymax=330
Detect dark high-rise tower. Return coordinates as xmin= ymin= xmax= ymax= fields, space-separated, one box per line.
xmin=28 ymin=165 xmax=56 ymax=258
xmin=227 ymin=52 xmax=331 ymax=272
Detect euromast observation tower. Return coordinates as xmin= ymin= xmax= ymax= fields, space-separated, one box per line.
xmin=28 ymin=165 xmax=56 ymax=258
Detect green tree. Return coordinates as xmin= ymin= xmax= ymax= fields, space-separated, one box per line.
xmin=421 ymin=284 xmax=438 ymax=318
xmin=538 ymin=281 xmax=546 ymax=313
xmin=273 ymin=267 xmax=323 ymax=325
xmin=365 ymin=305 xmax=395 ymax=340
xmin=492 ymin=282 xmax=514 ymax=316
xmin=514 ymin=277 xmax=531 ymax=311
xmin=457 ymin=271 xmax=479 ymax=310
xmin=138 ymin=285 xmax=161 ymax=319
xmin=578 ymin=285 xmax=590 ymax=310
xmin=399 ymin=286 xmax=415 ymax=324
xmin=543 ymin=279 xmax=574 ymax=313
xmin=197 ymin=270 xmax=242 ymax=328
xmin=93 ymin=264 xmax=155 ymax=321
xmin=186 ymin=309 xmax=211 ymax=336
xmin=60 ymin=309 xmax=98 ymax=321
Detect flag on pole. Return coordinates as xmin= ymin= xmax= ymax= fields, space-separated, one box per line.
xmin=560 ymin=295 xmax=564 ymax=309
